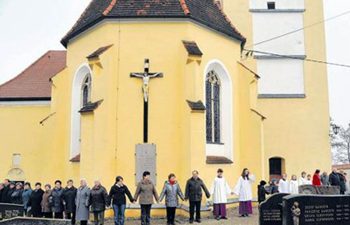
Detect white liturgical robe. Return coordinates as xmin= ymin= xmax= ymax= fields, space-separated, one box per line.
xmin=233 ymin=175 xmax=255 ymax=202
xmin=278 ymin=179 xmax=290 ymax=194
xmin=210 ymin=177 xmax=231 ymax=204
xmin=298 ymin=177 xmax=308 ymax=186
xmin=290 ymin=180 xmax=299 ymax=194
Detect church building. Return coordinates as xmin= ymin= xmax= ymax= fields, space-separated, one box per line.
xmin=0 ymin=0 xmax=330 ymax=215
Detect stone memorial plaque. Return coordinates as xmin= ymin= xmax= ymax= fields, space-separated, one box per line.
xmin=135 ymin=144 xmax=157 ymax=186
xmin=0 ymin=203 xmax=24 ymax=221
xmin=259 ymin=193 xmax=289 ymax=225
xmin=299 ymin=185 xmax=340 ymax=195
xmin=282 ymin=195 xmax=350 ymax=225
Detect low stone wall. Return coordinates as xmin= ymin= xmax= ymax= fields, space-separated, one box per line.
xmin=0 ymin=217 xmax=70 ymax=225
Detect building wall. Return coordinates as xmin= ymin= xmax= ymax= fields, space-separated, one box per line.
xmin=224 ymin=0 xmax=332 ymax=180
xmin=0 ymin=103 xmax=55 ymax=183
xmin=0 ymin=16 xmax=263 ymax=217
xmin=48 ymin=20 xmax=263 ymax=214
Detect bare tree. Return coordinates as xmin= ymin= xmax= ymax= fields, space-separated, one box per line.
xmin=331 ymin=119 xmax=350 ymax=164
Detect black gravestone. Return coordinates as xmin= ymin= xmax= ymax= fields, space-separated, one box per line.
xmin=282 ymin=195 xmax=350 ymax=225
xmin=0 ymin=203 xmax=24 ymax=221
xmin=259 ymin=193 xmax=289 ymax=225
xmin=299 ymin=185 xmax=340 ymax=195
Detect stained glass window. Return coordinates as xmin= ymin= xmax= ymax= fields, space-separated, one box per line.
xmin=205 ymin=70 xmax=221 ymax=143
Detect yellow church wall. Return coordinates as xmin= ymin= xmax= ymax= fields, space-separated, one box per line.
xmin=0 ymin=104 xmax=55 ymax=183
xmin=60 ymin=20 xmax=263 ymax=205
xmin=223 ymin=0 xmax=332 ymax=180
xmin=259 ymin=0 xmax=331 ymax=178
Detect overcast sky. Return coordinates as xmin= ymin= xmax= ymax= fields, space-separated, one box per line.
xmin=0 ymin=0 xmax=349 ymax=126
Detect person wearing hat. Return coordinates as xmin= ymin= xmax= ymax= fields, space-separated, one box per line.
xmin=30 ymin=182 xmax=44 ymax=218
xmin=41 ymin=184 xmax=53 ymax=218
xmin=210 ymin=169 xmax=231 ymax=220
xmin=63 ymin=180 xmax=77 ymax=225
xmin=134 ymin=171 xmax=159 ymax=225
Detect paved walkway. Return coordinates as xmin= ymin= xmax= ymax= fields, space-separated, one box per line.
xmin=106 ymin=207 xmax=258 ymax=225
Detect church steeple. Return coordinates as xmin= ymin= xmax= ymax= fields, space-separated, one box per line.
xmin=61 ymin=0 xmax=245 ymax=48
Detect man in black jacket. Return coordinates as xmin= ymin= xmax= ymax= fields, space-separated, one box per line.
xmin=185 ymin=171 xmax=210 ymax=224
xmin=1 ymin=179 xmax=11 ymax=203
xmin=329 ymin=168 xmax=341 ymax=191
xmin=63 ymin=180 xmax=77 ymax=225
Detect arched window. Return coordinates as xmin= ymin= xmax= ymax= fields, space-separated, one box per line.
xmin=70 ymin=64 xmax=93 ymax=161
xmin=81 ymin=74 xmax=91 ymax=107
xmin=204 ymin=60 xmax=233 ymax=162
xmin=206 ymin=70 xmax=221 ymax=143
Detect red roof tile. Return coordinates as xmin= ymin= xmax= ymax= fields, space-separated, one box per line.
xmin=61 ymin=0 xmax=246 ymax=48
xmin=333 ymin=164 xmax=350 ymax=170
xmin=0 ymin=51 xmax=66 ymax=100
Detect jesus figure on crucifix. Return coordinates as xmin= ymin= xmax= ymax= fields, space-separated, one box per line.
xmin=130 ymin=59 xmax=163 ymax=143
xmin=130 ymin=59 xmax=163 ymax=102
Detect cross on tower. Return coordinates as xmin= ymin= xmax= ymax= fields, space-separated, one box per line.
xmin=130 ymin=59 xmax=163 ymax=143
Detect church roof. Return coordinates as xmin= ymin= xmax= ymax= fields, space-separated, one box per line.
xmin=0 ymin=51 xmax=66 ymax=100
xmin=61 ymin=0 xmax=246 ymax=47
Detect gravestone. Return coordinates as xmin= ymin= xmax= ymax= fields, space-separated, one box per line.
xmin=282 ymin=195 xmax=350 ymax=225
xmin=0 ymin=203 xmax=24 ymax=221
xmin=259 ymin=193 xmax=289 ymax=225
xmin=135 ymin=144 xmax=157 ymax=185
xmin=299 ymin=185 xmax=340 ymax=195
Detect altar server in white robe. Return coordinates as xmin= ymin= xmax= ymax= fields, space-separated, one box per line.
xmin=290 ymin=174 xmax=299 ymax=194
xmin=210 ymin=168 xmax=231 ymax=220
xmin=278 ymin=174 xmax=290 ymax=194
xmin=298 ymin=172 xmax=308 ymax=186
xmin=233 ymin=168 xmax=255 ymax=217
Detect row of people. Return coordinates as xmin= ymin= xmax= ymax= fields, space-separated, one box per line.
xmin=257 ymin=168 xmax=349 ymax=204
xmin=0 ymin=168 xmax=255 ymax=225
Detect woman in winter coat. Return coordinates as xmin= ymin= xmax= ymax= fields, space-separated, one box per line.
xmin=63 ymin=180 xmax=77 ymax=225
xmin=159 ymin=173 xmax=185 ymax=225
xmin=51 ymin=180 xmax=64 ymax=219
xmin=233 ymin=168 xmax=255 ymax=217
xmin=134 ymin=171 xmax=159 ymax=225
xmin=109 ymin=176 xmax=134 ymax=225
xmin=312 ymin=170 xmax=322 ymax=186
xmin=41 ymin=184 xmax=53 ymax=218
xmin=30 ymin=182 xmax=44 ymax=218
xmin=11 ymin=182 xmax=23 ymax=205
xmin=75 ymin=179 xmax=91 ymax=225
xmin=7 ymin=182 xmax=15 ymax=203
xmin=90 ymin=179 xmax=108 ymax=225
xmin=22 ymin=182 xmax=33 ymax=216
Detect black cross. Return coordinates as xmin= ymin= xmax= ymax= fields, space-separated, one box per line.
xmin=130 ymin=59 xmax=163 ymax=143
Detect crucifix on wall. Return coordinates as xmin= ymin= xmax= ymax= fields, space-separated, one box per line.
xmin=130 ymin=59 xmax=163 ymax=143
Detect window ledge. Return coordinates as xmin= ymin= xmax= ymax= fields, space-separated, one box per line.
xmin=258 ymin=94 xmax=306 ymax=99
xmin=206 ymin=142 xmax=225 ymax=145
xmin=70 ymin=154 xmax=81 ymax=163
xmin=206 ymin=156 xmax=233 ymax=165
xmin=249 ymin=9 xmax=305 ymax=13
